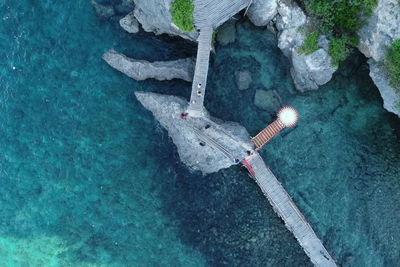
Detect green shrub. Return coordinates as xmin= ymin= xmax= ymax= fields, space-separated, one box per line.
xmin=297 ymin=0 xmax=377 ymax=65
xmin=212 ymin=29 xmax=218 ymax=44
xmin=298 ymin=31 xmax=320 ymax=55
xmin=385 ymin=40 xmax=400 ymax=90
xmin=170 ymin=0 xmax=194 ymax=32
xmin=329 ymin=36 xmax=358 ymax=66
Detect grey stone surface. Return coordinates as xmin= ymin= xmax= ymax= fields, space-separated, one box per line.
xmin=356 ymin=0 xmax=400 ymax=115
xmin=103 ymin=49 xmax=195 ymax=82
xmin=235 ymin=70 xmax=252 ymax=90
xmin=254 ymin=89 xmax=281 ymax=111
xmin=358 ymin=0 xmax=400 ymax=62
xmin=133 ymin=0 xmax=198 ymax=41
xmin=216 ymin=21 xmax=236 ymax=45
xmin=368 ymin=59 xmax=400 ymax=117
xmin=291 ymin=48 xmax=336 ymax=91
xmin=91 ymin=0 xmax=115 ymax=19
xmin=120 ymin=12 xmax=140 ymax=33
xmin=247 ymin=0 xmax=278 ymax=26
xmin=135 ymin=92 xmax=252 ymax=174
xmin=274 ymin=0 xmax=337 ymax=91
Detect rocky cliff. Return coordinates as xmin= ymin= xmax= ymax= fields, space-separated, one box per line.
xmin=358 ymin=0 xmax=400 ymax=117
xmin=135 ymin=92 xmax=251 ymax=174
xmin=248 ymin=0 xmax=337 ymax=92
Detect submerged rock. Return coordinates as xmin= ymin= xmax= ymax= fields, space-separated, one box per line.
xmin=135 ymin=92 xmax=252 ymax=174
xmin=235 ymin=70 xmax=252 ymax=90
xmin=133 ymin=0 xmax=198 ymax=41
xmin=254 ymin=89 xmax=281 ymax=111
xmin=368 ymin=60 xmax=400 ymax=118
xmin=102 ymin=49 xmax=195 ymax=82
xmin=217 ymin=21 xmax=237 ymax=46
xmin=247 ymin=0 xmax=278 ymax=26
xmin=115 ymin=0 xmax=135 ymax=14
xmin=91 ymin=0 xmax=115 ymax=19
xmin=120 ymin=12 xmax=139 ymax=33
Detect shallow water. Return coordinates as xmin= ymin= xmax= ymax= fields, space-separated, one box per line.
xmin=0 ymin=1 xmax=399 ymax=266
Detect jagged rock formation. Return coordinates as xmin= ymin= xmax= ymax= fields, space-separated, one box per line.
xmin=135 ymin=92 xmax=251 ymax=174
xmin=133 ymin=0 xmax=198 ymax=41
xmin=248 ymin=0 xmax=337 ymax=91
xmin=368 ymin=60 xmax=400 ymax=117
xmin=103 ymin=49 xmax=195 ymax=82
xmin=358 ymin=0 xmax=400 ymax=62
xmin=357 ymin=0 xmax=400 ymax=117
xmin=120 ymin=12 xmax=140 ymax=33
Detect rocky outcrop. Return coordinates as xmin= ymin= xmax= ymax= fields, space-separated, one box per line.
xmin=135 ymin=92 xmax=252 ymax=174
xmin=120 ymin=12 xmax=140 ymax=33
xmin=368 ymin=60 xmax=400 ymax=117
xmin=247 ymin=0 xmax=337 ymax=91
xmin=235 ymin=70 xmax=252 ymax=90
xmin=357 ymin=0 xmax=400 ymax=116
xmin=133 ymin=0 xmax=198 ymax=41
xmin=358 ymin=0 xmax=400 ymax=62
xmin=103 ymin=49 xmax=195 ymax=82
xmin=274 ymin=1 xmax=337 ymax=91
xmin=247 ymin=0 xmax=278 ymax=27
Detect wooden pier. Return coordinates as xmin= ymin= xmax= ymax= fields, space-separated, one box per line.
xmin=188 ymin=27 xmax=213 ymax=116
xmin=244 ymin=153 xmax=337 ymax=267
xmin=186 ymin=1 xmax=337 ymax=265
xmin=187 ymin=0 xmax=252 ymax=116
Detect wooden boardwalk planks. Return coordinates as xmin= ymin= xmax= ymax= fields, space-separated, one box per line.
xmin=188 ymin=27 xmax=213 ymax=115
xmin=246 ymin=153 xmax=337 ymax=267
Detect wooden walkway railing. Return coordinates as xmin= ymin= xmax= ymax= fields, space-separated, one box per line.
xmin=244 ymin=153 xmax=337 ymax=267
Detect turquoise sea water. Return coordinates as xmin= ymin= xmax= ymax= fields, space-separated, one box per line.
xmin=0 ymin=0 xmax=399 ymax=266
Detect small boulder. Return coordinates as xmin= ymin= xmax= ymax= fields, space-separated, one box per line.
xmin=254 ymin=89 xmax=281 ymax=111
xmin=120 ymin=12 xmax=139 ymax=33
xmin=91 ymin=0 xmax=115 ymax=19
xmin=235 ymin=70 xmax=252 ymax=90
xmin=248 ymin=0 xmax=278 ymax=26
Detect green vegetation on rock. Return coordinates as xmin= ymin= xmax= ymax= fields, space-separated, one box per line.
xmin=212 ymin=29 xmax=218 ymax=44
xmin=385 ymin=40 xmax=400 ymax=91
xmin=298 ymin=31 xmax=319 ymax=55
xmin=297 ymin=0 xmax=377 ymax=65
xmin=170 ymin=0 xmax=195 ymax=32
xmin=329 ymin=35 xmax=358 ymax=66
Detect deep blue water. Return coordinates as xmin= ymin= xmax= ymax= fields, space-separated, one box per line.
xmin=0 ymin=0 xmax=399 ymax=266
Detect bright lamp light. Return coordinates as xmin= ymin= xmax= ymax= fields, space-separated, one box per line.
xmin=277 ymin=106 xmax=299 ymax=127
